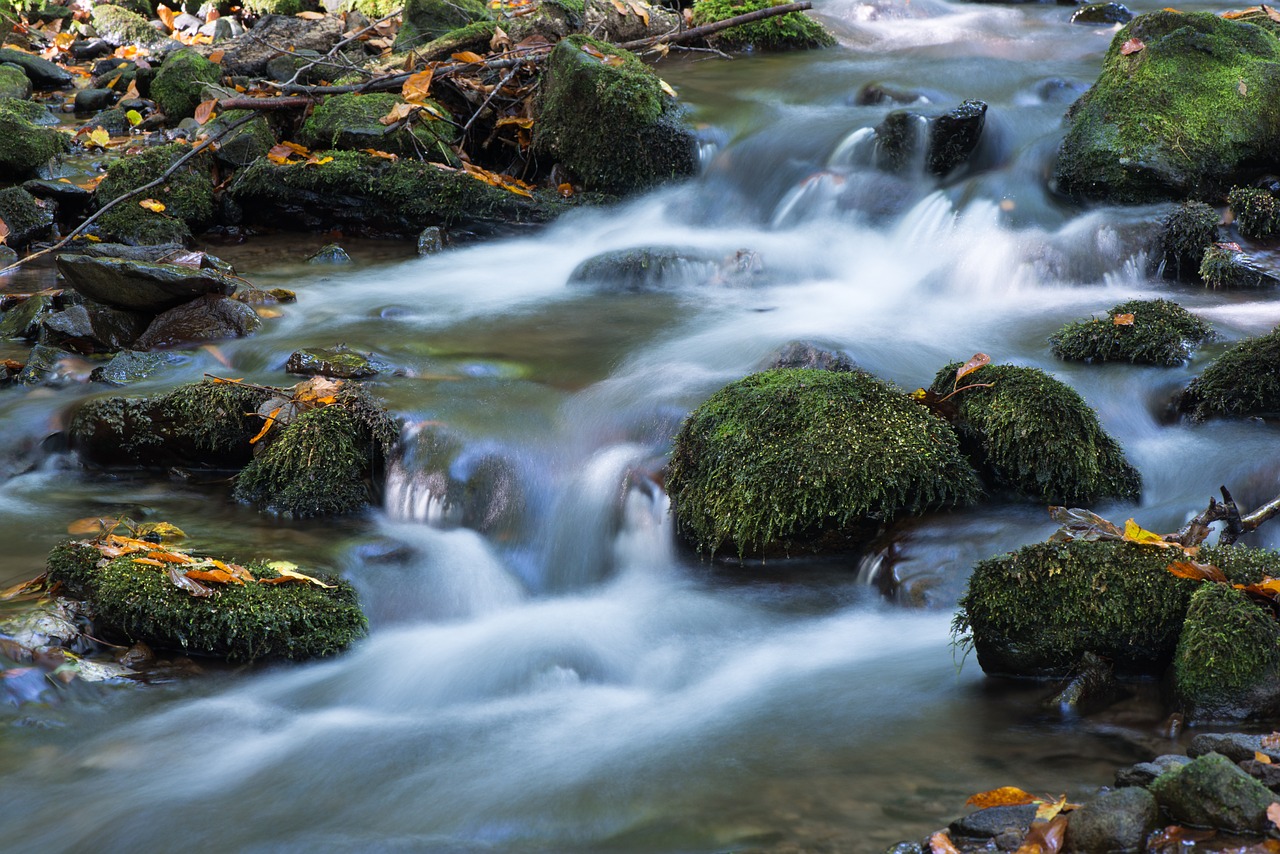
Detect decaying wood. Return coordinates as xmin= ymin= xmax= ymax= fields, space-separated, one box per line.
xmin=1168 ymin=485 xmax=1280 ymax=547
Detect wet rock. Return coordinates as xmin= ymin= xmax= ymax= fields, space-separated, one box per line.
xmin=59 ymin=241 xmax=189 ymax=263
xmin=205 ymin=110 xmax=275 ymax=169
xmin=150 ymin=48 xmax=222 ymax=120
xmin=956 ymin=540 xmax=1280 ymax=678
xmin=1187 ymin=732 xmax=1280 ymax=764
xmin=1158 ymin=201 xmax=1219 ymax=281
xmin=667 ymin=369 xmax=981 ymax=558
xmin=132 ymin=294 xmax=261 ymax=350
xmin=1049 ymin=298 xmax=1213 ymax=366
xmin=1149 ymin=752 xmax=1275 ymax=833
xmin=74 ymin=87 xmax=117 ymax=112
xmin=0 ymin=99 xmax=70 ymax=180
xmin=201 ymin=14 xmax=344 ymax=76
xmin=285 ymin=346 xmax=380 ymax=378
xmin=307 ymin=244 xmax=352 ymax=264
xmin=1173 ymin=583 xmax=1280 ymax=721
xmin=1115 ymin=754 xmax=1190 ymax=787
xmin=1056 ymin=11 xmax=1280 ymax=202
xmin=0 ymin=48 xmax=71 ymax=89
xmin=417 ymin=226 xmax=444 ymax=255
xmin=1070 ymin=2 xmax=1132 ymax=25
xmin=1179 ymin=327 xmax=1280 ymax=421
xmin=691 ymin=0 xmax=835 ymax=50
xmin=875 ymin=99 xmax=988 ymax=177
xmin=585 ymin=0 xmax=681 ymax=43
xmin=0 ymin=245 xmax=17 ymax=267
xmin=927 ymin=362 xmax=1140 ymax=504
xmin=1240 ymin=759 xmax=1280 ymax=790
xmin=173 ymin=12 xmax=204 ymax=33
xmin=765 ymin=340 xmax=857 ymax=372
xmin=0 ymin=63 xmax=33 ymax=100
xmin=263 ymin=48 xmax=354 ymax=84
xmin=1229 ymin=186 xmax=1280 ymax=240
xmin=0 ymin=293 xmax=55 ymax=340
xmin=396 ymin=0 xmax=491 ymax=51
xmin=298 ymin=91 xmax=458 ymax=160
xmin=568 ymin=246 xmax=750 ymax=291
xmin=72 ymin=38 xmax=116 ymax=61
xmin=1064 ymin=786 xmax=1157 ymax=853
xmin=0 ymin=187 xmax=55 ymax=248
xmin=854 ymin=82 xmax=927 ymax=106
xmin=40 ymin=301 xmax=150 ymax=353
xmin=90 ymin=349 xmax=183 ymax=385
xmin=1199 ymin=244 xmax=1280 ymax=289
xmin=949 ymin=805 xmax=1037 ymax=841
xmin=56 ymin=254 xmax=240 ymax=313
xmin=0 ymin=95 xmax=57 ymax=125
xmin=14 ymin=343 xmax=81 ymax=386
xmin=91 ymin=4 xmax=179 ymax=51
xmin=533 ymin=35 xmax=699 ymax=196
xmin=23 ymin=178 xmax=93 ymax=215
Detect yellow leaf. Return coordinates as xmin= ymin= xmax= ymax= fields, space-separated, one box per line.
xmin=261 ymin=560 xmax=336 ymax=588
xmin=1257 ymin=752 xmax=1273 ymax=765
xmin=451 ymin=51 xmax=485 ymax=63
xmin=125 ymin=109 xmax=143 ymax=127
xmin=136 ymin=522 xmax=186 ymax=541
xmin=250 ymin=406 xmax=283 ymax=444
xmin=658 ymin=77 xmax=676 ymax=97
xmin=362 ymin=148 xmax=399 ymax=160
xmin=402 ymin=68 xmax=433 ymax=104
xmin=496 ymin=116 xmax=534 ymax=129
xmin=194 ymin=98 xmax=217 ymax=125
xmin=139 ymin=199 xmax=166 ymax=213
xmin=557 ymin=182 xmax=574 ymax=198
xmin=1035 ymin=795 xmax=1069 ymax=822
xmin=86 ymin=127 xmax=110 ymax=149
xmin=1112 ymin=313 xmax=1135 ymax=326
xmin=157 ymin=4 xmax=176 ymax=30
xmin=966 ymin=787 xmax=1038 ymax=808
xmin=1123 ymin=518 xmax=1173 ymax=548
xmin=379 ymin=102 xmax=417 ymax=126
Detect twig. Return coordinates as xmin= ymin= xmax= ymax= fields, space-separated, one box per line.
xmin=281 ymin=7 xmax=403 ymax=87
xmin=0 ymin=114 xmax=257 ymax=276
xmin=617 ymin=1 xmax=814 ymax=50
xmin=461 ymin=65 xmax=519 ymax=134
xmin=1171 ymin=484 xmax=1280 ymax=547
xmin=214 ymin=96 xmax=317 ymax=111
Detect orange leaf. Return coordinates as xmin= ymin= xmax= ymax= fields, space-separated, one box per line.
xmin=145 ymin=550 xmax=193 ymax=564
xmin=185 ymin=568 xmax=242 ymax=585
xmin=1167 ymin=560 xmax=1228 ymax=583
xmin=955 ymin=353 xmax=991 ymax=382
xmin=156 ymin=4 xmax=175 ymax=30
xmin=1120 ymin=38 xmax=1145 ymax=55
xmin=379 ymin=102 xmax=417 ymax=126
xmin=1035 ymin=795 xmax=1071 ymax=822
xmin=132 ymin=557 xmax=165 ymax=566
xmin=0 ymin=573 xmax=47 ymax=601
xmin=1112 ymin=313 xmax=1135 ymax=326
xmin=251 ymin=406 xmax=282 ymax=444
xmin=1016 ymin=815 xmax=1067 ymax=854
xmin=402 ymin=68 xmax=433 ymax=104
xmin=296 ymin=10 xmax=327 ymax=18
xmin=1269 ymin=802 xmax=1280 ymax=832
xmin=168 ymin=564 xmax=213 ymax=597
xmin=362 ymin=148 xmax=399 ymax=160
xmin=1265 ymin=5 xmax=1280 ymax=23
xmin=557 ymin=182 xmax=574 ymax=198
xmin=966 ymin=787 xmax=1038 ymax=808
xmin=194 ymin=98 xmax=217 ymax=125
xmin=67 ymin=516 xmax=115 ymax=535
xmin=928 ymin=832 xmax=961 ymax=854
xmin=1257 ymin=752 xmax=1273 ymax=765
xmin=139 ymin=198 xmax=166 ymax=213
xmin=451 ymin=51 xmax=485 ymax=63
xmin=267 ymin=143 xmax=303 ymax=164
xmin=208 ymin=49 xmax=225 ymax=63
xmin=496 ymin=116 xmax=534 ymax=129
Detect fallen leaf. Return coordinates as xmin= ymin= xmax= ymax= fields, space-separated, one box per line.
xmin=379 ymin=101 xmax=417 ymax=126
xmin=184 ymin=567 xmax=243 ymax=585
xmin=0 ymin=573 xmax=47 ymax=601
xmin=260 ymin=560 xmax=336 ymax=588
xmin=124 ymin=80 xmax=141 ymax=100
xmin=1120 ymin=37 xmax=1145 ymax=55
xmin=86 ymin=127 xmax=110 ymax=149
xmin=626 ymin=0 xmax=650 ymax=25
xmin=1167 ymin=560 xmax=1228 ymax=583
xmin=0 ymin=216 xmax=8 ymax=245
xmin=144 ymin=550 xmax=193 ymax=564
xmin=1112 ymin=313 xmax=1135 ymax=326
xmin=966 ymin=787 xmax=1039 ymax=808
xmin=297 ymin=10 xmax=328 ymax=18
xmin=304 ymin=154 xmax=334 ymax=166
xmin=1263 ymin=732 xmax=1280 ymax=749
xmin=1241 ymin=577 xmax=1280 ymax=599
xmin=1240 ymin=80 xmax=1248 ymax=96
xmin=1048 ymin=506 xmax=1124 ymax=541
xmin=157 ymin=4 xmax=175 ymax=30
xmin=1258 ymin=752 xmax=1274 ymax=765
xmin=1035 ymin=795 xmax=1071 ymax=822
xmin=362 ymin=148 xmax=399 ymax=160
xmin=557 ymin=182 xmax=574 ymax=198
xmin=610 ymin=0 xmax=628 ymax=12
xmin=132 ymin=557 xmax=165 ymax=566
xmin=138 ymin=198 xmax=166 ymax=213
xmin=250 ymin=406 xmax=282 ymax=444
xmin=955 ymin=353 xmax=991 ymax=382
xmin=135 ymin=521 xmax=186 ymax=541
xmin=928 ymin=831 xmax=961 ymax=854
xmin=658 ymin=77 xmax=677 ymax=97
xmin=1016 ymin=815 xmax=1067 ymax=854
xmin=193 ymin=98 xmax=217 ymax=125
xmin=451 ymin=50 xmax=485 ymax=63
xmin=1271 ymin=802 xmax=1280 ymax=833
xmin=496 ymin=116 xmax=534 ymax=129
xmin=581 ymin=43 xmax=606 ymax=59
xmin=169 ymin=564 xmax=213 ymax=596
xmin=402 ymin=68 xmax=433 ymax=104
xmin=209 ymin=48 xmax=225 ymax=63
xmin=294 ymin=376 xmax=343 ymax=405
xmin=1266 ymin=4 xmax=1280 ymax=23
xmin=125 ymin=108 xmax=143 ymax=126
xmin=1123 ymin=518 xmax=1173 ymax=548
xmin=267 ymin=143 xmax=305 ymax=164
xmin=67 ymin=516 xmax=116 ymax=535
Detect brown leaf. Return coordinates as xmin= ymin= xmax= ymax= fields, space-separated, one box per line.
xmin=0 ymin=573 xmax=47 ymax=601
xmin=1120 ymin=37 xmax=1145 ymax=55
xmin=1016 ymin=816 xmax=1067 ymax=854
xmin=1241 ymin=577 xmax=1280 ymax=599
xmin=1167 ymin=560 xmax=1228 ymax=583
xmin=1112 ymin=313 xmax=1135 ymax=326
xmin=185 ymin=567 xmax=243 ymax=585
xmin=1047 ymin=506 xmax=1124 ymax=542
xmin=156 ymin=4 xmax=175 ymax=30
xmin=379 ymin=102 xmax=417 ymax=126
xmin=296 ymin=10 xmax=327 ymax=18
xmin=168 ymin=251 xmax=206 ymax=268
xmin=557 ymin=182 xmax=574 ymax=198
xmin=1269 ymin=802 xmax=1280 ymax=832
xmin=362 ymin=148 xmax=399 ymax=160
xmin=928 ymin=832 xmax=961 ymax=854
xmin=1265 ymin=5 xmax=1280 ymax=22
xmin=193 ymin=98 xmax=217 ymax=125
xmin=966 ymin=787 xmax=1039 ymax=808
xmin=267 ymin=143 xmax=301 ymax=165
xmin=250 ymin=406 xmax=282 ymax=444
xmin=451 ymin=50 xmax=485 ymax=63
xmin=132 ymin=557 xmax=166 ymax=566
xmin=0 ymin=215 xmax=9 ymax=245
xmin=402 ymin=68 xmax=433 ymax=104
xmin=208 ymin=48 xmax=225 ymax=63
xmin=144 ymin=550 xmax=193 ymax=564
xmin=294 ymin=376 xmax=343 ymax=405
xmin=67 ymin=516 xmax=116 ymax=535
xmin=955 ymin=353 xmax=991 ymax=382
xmin=168 ymin=564 xmax=213 ymax=596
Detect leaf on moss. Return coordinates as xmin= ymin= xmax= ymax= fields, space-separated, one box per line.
xmin=1120 ymin=37 xmax=1144 ymax=55
xmin=966 ymin=786 xmax=1038 ymax=808
xmin=402 ymin=68 xmax=433 ymax=104
xmin=955 ymin=352 xmax=991 ymax=382
xmin=138 ymin=198 xmax=166 ymax=213
xmin=1123 ymin=518 xmax=1174 ymax=548
xmin=1112 ymin=313 xmax=1135 ymax=326
xmin=261 ymin=560 xmax=336 ymax=588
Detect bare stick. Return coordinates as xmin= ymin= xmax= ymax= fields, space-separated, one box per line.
xmin=0 ymin=114 xmax=257 ymax=276
xmin=461 ymin=65 xmax=519 ymax=134
xmin=617 ymin=1 xmax=814 ymax=50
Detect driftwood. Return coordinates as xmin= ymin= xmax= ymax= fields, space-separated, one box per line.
xmin=1170 ymin=486 xmax=1280 ymax=547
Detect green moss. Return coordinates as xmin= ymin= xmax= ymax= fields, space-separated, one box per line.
xmin=929 ymin=363 xmax=1140 ymax=504
xmin=1180 ymin=327 xmax=1280 ymax=421
xmin=299 ymin=92 xmax=457 ymax=162
xmin=0 ymin=187 xmax=53 ymax=246
xmin=0 ymin=101 xmax=68 ymax=180
xmin=241 ymin=0 xmax=306 ymax=13
xmin=690 ymin=0 xmax=835 ymax=51
xmin=1173 ymin=583 xmax=1280 ymax=717
xmin=94 ymin=143 xmax=215 ymax=232
xmin=395 ymin=0 xmax=491 ymax=51
xmin=1197 ymin=244 xmax=1273 ymax=289
xmin=93 ymin=205 xmax=193 ymax=246
xmin=207 ymin=110 xmax=275 ymax=169
xmin=47 ymin=542 xmax=366 ymax=661
xmin=1050 ymin=298 xmax=1213 ymax=366
xmin=408 ymin=21 xmax=498 ymax=61
xmin=1055 ymin=11 xmax=1280 ymax=202
xmin=233 ymin=383 xmax=399 ymax=517
xmin=1159 ymin=200 xmax=1218 ymax=280
xmin=955 ymin=540 xmax=1275 ymax=678
xmin=666 ymin=368 xmax=981 ymax=559
xmin=1228 ymin=186 xmax=1280 ymax=240
xmin=91 ymin=4 xmax=173 ymax=49
xmin=149 ymin=49 xmax=223 ymax=120
xmin=533 ymin=35 xmax=698 ymax=196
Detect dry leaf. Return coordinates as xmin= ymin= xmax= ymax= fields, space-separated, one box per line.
xmin=557 ymin=182 xmax=574 ymax=198
xmin=658 ymin=77 xmax=677 ymax=97
xmin=260 ymin=560 xmax=335 ymax=588
xmin=955 ymin=353 xmax=991 ymax=382
xmin=67 ymin=516 xmax=115 ymax=535
xmin=451 ymin=50 xmax=484 ymax=63
xmin=1265 ymin=4 xmax=1280 ymax=22
xmin=139 ymin=198 xmax=166 ymax=213
xmin=184 ymin=567 xmax=243 ymax=585
xmin=1123 ymin=518 xmax=1174 ymax=548
xmin=362 ymin=148 xmax=399 ymax=160
xmin=0 ymin=216 xmax=8 ymax=245
xmin=1112 ymin=313 xmax=1135 ymax=326
xmin=136 ymin=522 xmax=185 ymax=541
xmin=296 ymin=10 xmax=327 ymax=18
xmin=1240 ymin=80 xmax=1249 ymax=96
xmin=609 ymin=0 xmax=628 ymax=12
xmin=626 ymin=0 xmax=650 ymax=24
xmin=496 ymin=116 xmax=534 ymax=129
xmin=86 ymin=127 xmax=110 ymax=149
xmin=928 ymin=832 xmax=961 ymax=854
xmin=193 ymin=98 xmax=217 ymax=125
xmin=1120 ymin=37 xmax=1145 ymax=55
xmin=1016 ymin=815 xmax=1067 ymax=854
xmin=1269 ymin=802 xmax=1280 ymax=832
xmin=157 ymin=4 xmax=175 ymax=30
xmin=1035 ymin=795 xmax=1070 ymax=822
xmin=0 ymin=573 xmax=47 ymax=601
xmin=1257 ymin=752 xmax=1274 ymax=765
xmin=250 ymin=406 xmax=282 ymax=444
xmin=380 ymin=102 xmax=417 ymax=126
xmin=169 ymin=564 xmax=213 ymax=597
xmin=209 ymin=48 xmax=225 ymax=63
xmin=1167 ymin=560 xmax=1228 ymax=583
xmin=132 ymin=557 xmax=165 ymax=566
xmin=966 ymin=787 xmax=1039 ymax=808
xmin=402 ymin=68 xmax=433 ymax=104
xmin=144 ymin=550 xmax=193 ymax=564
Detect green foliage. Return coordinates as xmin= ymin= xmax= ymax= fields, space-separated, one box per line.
xmin=929 ymin=362 xmax=1141 ymax=505
xmin=150 ymin=48 xmax=223 ymax=120
xmin=298 ymin=92 xmax=457 ymax=161
xmin=1049 ymin=298 xmax=1213 ymax=366
xmin=1173 ymin=583 xmax=1280 ymax=717
xmin=690 ymin=0 xmax=835 ymax=50
xmin=1197 ymin=244 xmax=1267 ymax=289
xmin=1180 ymin=327 xmax=1280 ymax=421
xmin=955 ymin=540 xmax=1274 ymax=678
xmin=1228 ymin=186 xmax=1280 ymax=240
xmin=666 ymin=368 xmax=981 ymax=558
xmin=46 ymin=542 xmax=366 ymax=661
xmin=1159 ymin=200 xmax=1219 ymax=279
xmin=94 ymin=143 xmax=215 ymax=231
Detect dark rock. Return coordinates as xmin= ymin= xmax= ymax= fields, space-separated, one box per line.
xmin=1187 ymin=733 xmax=1280 ymax=764
xmin=298 ymin=91 xmax=457 ymax=160
xmin=0 ymin=187 xmax=54 ymax=248
xmin=200 ymin=14 xmax=344 ymax=77
xmin=205 ymin=110 xmax=275 ymax=168
xmin=90 ymin=349 xmax=183 ymax=385
xmin=173 ymin=12 xmax=204 ymax=33
xmin=199 ymin=17 xmax=235 ymax=41
xmin=59 ymin=241 xmax=188 ymax=263
xmin=1158 ymin=201 xmax=1218 ymax=281
xmin=14 ymin=344 xmax=80 ymax=386
xmin=1149 ymin=752 xmax=1275 ymax=833
xmin=71 ymin=38 xmax=116 ymax=60
xmin=306 ymin=243 xmax=352 ymax=264
xmin=74 ymin=88 xmax=117 ymax=112
xmin=417 ymin=226 xmax=444 ymax=255
xmin=1239 ymin=759 xmax=1280 ymax=791
xmin=0 ymin=293 xmax=55 ymax=340
xmin=40 ymin=301 xmax=149 ymax=353
xmin=765 ymin=341 xmax=857 ymax=372
xmin=133 ymin=295 xmax=260 ymax=350
xmin=56 ymin=254 xmax=240 ymax=313
xmin=0 ymin=64 xmax=32 ymax=100
xmin=286 ymin=346 xmax=380 ymax=379
xmin=854 ymin=82 xmax=927 ymax=106
xmin=396 ymin=0 xmax=491 ymax=51
xmin=1064 ymin=787 xmax=1157 ymax=853
xmin=875 ymin=99 xmax=987 ymax=177
xmin=1199 ymin=244 xmax=1280 ymax=289
xmin=1070 ymin=2 xmax=1132 ymax=24
xmin=568 ymin=245 xmax=759 ymax=291
xmin=1115 ymin=754 xmax=1190 ymax=788
xmin=949 ymin=805 xmax=1038 ymax=841
xmin=0 ymin=48 xmax=72 ymax=89
xmin=23 ymin=178 xmax=93 ymax=214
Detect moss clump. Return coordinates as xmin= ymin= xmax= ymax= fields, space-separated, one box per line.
xmin=0 ymin=100 xmax=68 ymax=180
xmin=207 ymin=110 xmax=276 ymax=169
xmin=0 ymin=186 xmax=53 ymax=248
xmin=956 ymin=540 xmax=1275 ymax=678
xmin=409 ymin=20 xmax=497 ymax=61
xmin=395 ymin=0 xmax=491 ymax=51
xmin=1055 ymin=12 xmax=1280 ymax=202
xmin=94 ymin=143 xmax=215 ymax=233
xmin=149 ymin=49 xmax=223 ymax=120
xmin=298 ymin=92 xmax=457 ymax=161
xmin=929 ymin=363 xmax=1141 ymax=505
xmin=47 ymin=542 xmax=366 ymax=661
xmin=1159 ymin=200 xmax=1218 ymax=280
xmin=233 ymin=383 xmax=399 ymax=517
xmin=533 ymin=35 xmax=698 ymax=196
xmin=1049 ymin=298 xmax=1213 ymax=366
xmin=666 ymin=368 xmax=981 ymax=558
xmin=91 ymin=4 xmax=174 ymax=49
xmin=1228 ymin=186 xmax=1280 ymax=240
xmin=1173 ymin=582 xmax=1280 ymax=718
xmin=1180 ymin=327 xmax=1280 ymax=421
xmin=1197 ymin=244 xmax=1275 ymax=289
xmin=690 ymin=0 xmax=835 ymax=51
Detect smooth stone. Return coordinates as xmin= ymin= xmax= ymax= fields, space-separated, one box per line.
xmin=14 ymin=344 xmax=79 ymax=385
xmin=55 ymin=254 xmax=240 ymax=313
xmin=1150 ymin=752 xmax=1275 ymax=833
xmin=1187 ymin=733 xmax=1280 ymax=764
xmin=40 ymin=300 xmax=149 ymax=353
xmin=766 ymin=341 xmax=857 ymax=372
xmin=416 ymin=226 xmax=444 ymax=255
xmin=74 ymin=88 xmax=117 ymax=112
xmin=306 ymin=243 xmax=351 ymax=264
xmin=1115 ymin=754 xmax=1190 ymax=787
xmin=132 ymin=295 xmax=260 ymax=350
xmin=71 ymin=38 xmax=116 ymax=60
xmin=0 ymin=294 xmax=55 ymax=340
xmin=90 ymin=349 xmax=182 ymax=385
xmin=1064 ymin=787 xmax=1158 ymax=853
xmin=1070 ymin=2 xmax=1133 ymax=24
xmin=173 ymin=12 xmax=204 ymax=32
xmin=0 ymin=48 xmax=72 ymax=89
xmin=949 ymin=804 xmax=1038 ymax=840
xmin=23 ymin=179 xmax=94 ymax=210
xmin=0 ymin=64 xmax=33 ymax=100
xmin=285 ymin=346 xmax=379 ymax=378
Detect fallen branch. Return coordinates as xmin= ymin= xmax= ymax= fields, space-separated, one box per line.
xmin=0 ymin=114 xmax=258 ymax=276
xmin=280 ymin=7 xmax=402 ymax=87
xmin=618 ymin=1 xmax=814 ymax=50
xmin=1169 ymin=485 xmax=1280 ymax=547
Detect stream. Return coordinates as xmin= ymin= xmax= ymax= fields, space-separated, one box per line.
xmin=3 ymin=0 xmax=1280 ymax=850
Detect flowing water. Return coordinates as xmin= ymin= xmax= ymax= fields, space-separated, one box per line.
xmin=3 ymin=1 xmax=1280 ymax=850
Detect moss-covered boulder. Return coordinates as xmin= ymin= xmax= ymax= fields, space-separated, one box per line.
xmin=228 ymin=149 xmax=564 ymax=237
xmin=1229 ymin=186 xmax=1280 ymax=240
xmin=298 ymin=92 xmax=457 ymax=161
xmin=1179 ymin=327 xmax=1280 ymax=421
xmin=1055 ymin=11 xmax=1280 ymax=203
xmin=205 ymin=110 xmax=276 ymax=168
xmin=91 ymin=4 xmax=177 ymax=50
xmin=1173 ymin=583 xmax=1280 ymax=720
xmin=1149 ymin=752 xmax=1277 ymax=833
xmin=1158 ymin=200 xmax=1218 ymax=281
xmin=928 ymin=362 xmax=1141 ymax=505
xmin=691 ymin=0 xmax=835 ymax=51
xmin=0 ymin=98 xmax=68 ymax=180
xmin=1049 ymin=298 xmax=1213 ymax=366
xmin=956 ymin=540 xmax=1276 ymax=678
xmin=47 ymin=541 xmax=366 ymax=661
xmin=533 ymin=35 xmax=698 ymax=196
xmin=395 ymin=0 xmax=492 ymax=51
xmin=0 ymin=63 xmax=32 ymax=100
xmin=0 ymin=186 xmax=54 ymax=249
xmin=666 ymin=368 xmax=981 ymax=558
xmin=150 ymin=48 xmax=223 ymax=120
xmin=92 ymin=143 xmax=215 ymax=242
xmin=1198 ymin=243 xmax=1280 ymax=289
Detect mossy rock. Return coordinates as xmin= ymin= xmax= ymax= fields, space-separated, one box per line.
xmin=233 ymin=382 xmax=399 ymax=517
xmin=92 ymin=206 xmax=193 ymax=247
xmin=1228 ymin=186 xmax=1280 ymax=240
xmin=690 ymin=0 xmax=835 ymax=51
xmin=46 ymin=542 xmax=366 ymax=661
xmin=150 ymin=48 xmax=223 ymax=120
xmin=0 ymin=186 xmax=54 ymax=248
xmin=1158 ymin=200 xmax=1218 ymax=281
xmin=206 ymin=110 xmax=275 ymax=169
xmin=928 ymin=362 xmax=1141 ymax=505
xmin=1179 ymin=327 xmax=1280 ymax=421
xmin=666 ymin=368 xmax=981 ymax=558
xmin=298 ymin=92 xmax=458 ymax=161
xmin=1173 ymin=582 xmax=1280 ymax=720
xmin=91 ymin=4 xmax=175 ymax=49
xmin=1055 ymin=11 xmax=1280 ymax=203
xmin=228 ymin=149 xmax=565 ymax=237
xmin=1198 ymin=244 xmax=1280 ymax=289
xmin=70 ymin=380 xmax=275 ymax=469
xmin=0 ymin=99 xmax=68 ymax=180
xmin=1049 ymin=299 xmax=1213 ymax=366
xmin=956 ymin=540 xmax=1276 ymax=678
xmin=532 ymin=35 xmax=698 ymax=196
xmin=93 ymin=143 xmax=215 ymax=235
xmin=0 ymin=63 xmax=32 ymax=100
xmin=1149 ymin=752 xmax=1277 ymax=833
xmin=395 ymin=0 xmax=492 ymax=51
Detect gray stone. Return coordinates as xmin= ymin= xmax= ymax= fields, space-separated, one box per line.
xmin=1065 ymin=786 xmax=1157 ymax=853
xmin=14 ymin=344 xmax=79 ymax=386
xmin=0 ymin=64 xmax=33 ymax=100
xmin=766 ymin=341 xmax=857 ymax=372
xmin=56 ymin=254 xmax=241 ymax=313
xmin=133 ymin=295 xmax=260 ymax=350
xmin=173 ymin=12 xmax=204 ymax=33
xmin=200 ymin=14 xmax=344 ymax=76
xmin=0 ymin=187 xmax=55 ymax=247
xmin=1115 ymin=754 xmax=1190 ymax=787
xmin=568 ymin=245 xmax=751 ymax=292
xmin=1149 ymin=751 xmax=1275 ymax=833
xmin=23 ymin=178 xmax=94 ymax=212
xmin=306 ymin=243 xmax=351 ymax=264
xmin=875 ymin=99 xmax=988 ymax=177
xmin=0 ymin=245 xmax=17 ymax=266
xmin=1187 ymin=733 xmax=1280 ymax=764
xmin=198 ymin=17 xmax=235 ymax=41
xmin=417 ymin=226 xmax=444 ymax=255
xmin=40 ymin=301 xmax=149 ymax=353
xmin=1071 ymin=2 xmax=1133 ymax=24
xmin=0 ymin=49 xmax=72 ymax=89
xmin=90 ymin=349 xmax=183 ymax=385
xmin=949 ymin=804 xmax=1038 ymax=841
xmin=0 ymin=294 xmax=55 ymax=340
xmin=74 ymin=88 xmax=117 ymax=112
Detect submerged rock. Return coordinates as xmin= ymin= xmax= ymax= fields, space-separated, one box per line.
xmin=56 ymin=254 xmax=240 ymax=313
xmin=874 ymin=99 xmax=988 ymax=177
xmin=928 ymin=362 xmax=1141 ymax=505
xmin=568 ymin=245 xmax=758 ymax=291
xmin=764 ymin=340 xmax=858 ymax=372
xmin=1070 ymin=2 xmax=1132 ymax=25
xmin=1179 ymin=327 xmax=1280 ymax=421
xmin=0 ymin=187 xmax=55 ymax=248
xmin=285 ymin=346 xmax=380 ymax=378
xmin=666 ymin=368 xmax=981 ymax=558
xmin=1049 ymin=298 xmax=1213 ymax=366
xmin=306 ymin=244 xmax=352 ymax=265
xmin=1173 ymin=583 xmax=1280 ymax=720
xmin=90 ymin=349 xmax=184 ymax=385
xmin=132 ymin=294 xmax=261 ymax=350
